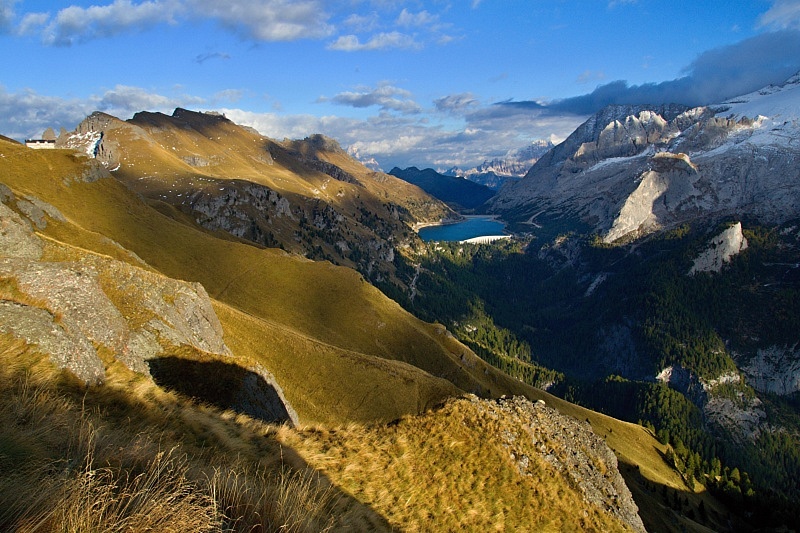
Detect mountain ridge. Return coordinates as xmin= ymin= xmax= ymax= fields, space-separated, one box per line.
xmin=0 ymin=123 xmax=715 ymax=531
xmin=55 ymin=107 xmax=455 ymax=291
xmin=491 ymin=73 xmax=800 ymax=243
xmin=388 ymin=165 xmax=495 ymax=211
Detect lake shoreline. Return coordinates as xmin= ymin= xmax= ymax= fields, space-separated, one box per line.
xmin=417 ymin=215 xmax=508 ymax=242
xmin=412 ymin=214 xmax=503 ymax=232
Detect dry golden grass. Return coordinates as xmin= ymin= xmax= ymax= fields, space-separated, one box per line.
xmin=0 ymin=137 xmax=725 ymax=531
xmin=0 ymin=336 xmax=340 ymax=533
xmin=280 ymin=399 xmax=633 ymax=532
xmin=0 ymin=140 xmax=492 ymax=424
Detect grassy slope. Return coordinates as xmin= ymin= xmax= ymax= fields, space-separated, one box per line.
xmin=280 ymin=399 xmax=631 ymax=532
xmin=0 ymin=138 xmax=721 ymax=531
xmin=110 ymin=110 xmax=450 ymax=238
xmin=0 ymin=337 xmax=639 ymax=532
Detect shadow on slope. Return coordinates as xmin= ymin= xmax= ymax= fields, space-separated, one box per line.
xmin=147 ymin=356 xmax=294 ymax=425
xmin=0 ymin=337 xmax=394 ymax=532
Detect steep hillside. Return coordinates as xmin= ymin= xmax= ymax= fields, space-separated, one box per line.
xmin=56 ymin=108 xmax=454 ymax=288
xmin=389 ymin=166 xmax=496 ymax=210
xmin=0 ymin=134 xmax=721 ymax=531
xmin=492 ymin=73 xmax=800 ymax=243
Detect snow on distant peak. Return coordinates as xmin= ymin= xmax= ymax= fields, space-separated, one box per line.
xmin=716 ymin=71 xmax=800 ymax=122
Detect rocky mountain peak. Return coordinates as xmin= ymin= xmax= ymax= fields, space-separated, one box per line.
xmin=492 ymin=74 xmax=800 ymax=243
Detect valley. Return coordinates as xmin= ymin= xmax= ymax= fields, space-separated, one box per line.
xmin=1 ymin=70 xmax=799 ymax=532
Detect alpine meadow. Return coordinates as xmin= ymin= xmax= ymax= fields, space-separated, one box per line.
xmin=2 ymin=1 xmax=800 ymax=531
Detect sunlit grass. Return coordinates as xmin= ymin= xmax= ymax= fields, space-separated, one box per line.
xmin=0 ymin=337 xmax=339 ymax=532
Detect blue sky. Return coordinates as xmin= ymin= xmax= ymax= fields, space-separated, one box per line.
xmin=2 ymin=0 xmax=800 ymax=169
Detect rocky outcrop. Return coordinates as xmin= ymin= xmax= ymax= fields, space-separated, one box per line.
xmin=656 ymin=363 xmax=767 ymax=444
xmin=740 ymin=344 xmax=800 ymax=395
xmin=58 ymin=111 xmax=124 ymax=168
xmin=0 ymin=190 xmax=231 ymax=383
xmin=0 ymin=200 xmax=43 ymax=260
xmin=689 ymin=222 xmax=748 ymax=274
xmin=468 ymin=395 xmax=646 ymax=533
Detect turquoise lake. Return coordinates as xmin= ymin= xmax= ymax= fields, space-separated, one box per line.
xmin=418 ymin=216 xmax=506 ymax=242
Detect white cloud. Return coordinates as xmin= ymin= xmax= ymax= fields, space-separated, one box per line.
xmin=225 ymin=99 xmax=582 ymax=170
xmin=758 ymin=0 xmax=800 ymax=29
xmin=0 ymin=86 xmax=90 ymax=140
xmin=41 ymin=0 xmax=177 ymax=46
xmin=342 ymin=12 xmax=380 ymax=33
xmin=188 ymin=0 xmax=332 ymax=41
xmin=8 ymin=1 xmax=459 ymax=50
xmin=17 ymin=12 xmax=48 ymax=35
xmin=327 ymin=31 xmax=420 ymax=51
xmin=13 ymin=0 xmax=332 ymax=45
xmin=0 ymin=82 xmax=579 ymax=171
xmin=0 ymin=84 xmax=208 ymax=140
xmin=396 ymin=8 xmax=437 ymax=28
xmin=95 ymin=84 xmax=205 ymax=116
xmin=321 ymin=82 xmax=422 ymax=114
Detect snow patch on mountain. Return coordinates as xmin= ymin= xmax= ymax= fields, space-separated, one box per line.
xmin=491 ymin=72 xmax=800 ymax=243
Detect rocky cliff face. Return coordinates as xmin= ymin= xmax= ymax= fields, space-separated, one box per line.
xmin=740 ymin=344 xmax=800 ymax=396
xmin=689 ymin=222 xmax=748 ymax=275
xmin=0 ymin=180 xmax=303 ymax=424
xmin=492 ymin=74 xmax=800 ymax=243
xmin=0 ymin=187 xmax=231 ymax=382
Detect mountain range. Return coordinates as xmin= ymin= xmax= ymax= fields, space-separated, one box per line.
xmin=0 ymin=109 xmax=684 ymax=532
xmin=375 ymin=73 xmax=800 ymax=529
xmin=491 ymin=73 xmax=800 ymax=243
xmin=2 ymin=72 xmax=800 ymax=531
xmin=445 ymin=140 xmax=554 ymax=190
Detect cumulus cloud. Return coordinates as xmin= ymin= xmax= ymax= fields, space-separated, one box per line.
xmin=95 ymin=84 xmax=205 ymax=116
xmin=758 ymin=0 xmax=800 ymax=29
xmin=188 ymin=0 xmax=332 ymax=41
xmin=0 ymin=86 xmax=90 ymax=140
xmin=39 ymin=0 xmax=176 ymax=46
xmin=396 ymin=8 xmax=437 ymax=28
xmin=227 ymin=95 xmax=583 ymax=170
xmin=0 ymin=85 xmax=207 ymax=140
xmin=9 ymin=0 xmax=458 ymax=50
xmin=12 ymin=0 xmax=332 ymax=45
xmin=320 ymin=83 xmax=421 ymax=114
xmin=0 ymin=80 xmax=579 ymax=170
xmin=342 ymin=12 xmax=380 ymax=33
xmin=327 ymin=31 xmax=420 ymax=51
